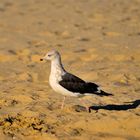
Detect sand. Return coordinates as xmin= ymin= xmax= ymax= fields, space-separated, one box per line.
xmin=0 ymin=0 xmax=140 ymax=140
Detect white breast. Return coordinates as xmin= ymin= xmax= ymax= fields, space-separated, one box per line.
xmin=49 ymin=59 xmax=78 ymax=97
xmin=49 ymin=73 xmax=77 ymax=97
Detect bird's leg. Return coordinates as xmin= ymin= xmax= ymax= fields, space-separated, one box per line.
xmin=61 ymin=96 xmax=66 ymax=109
xmin=79 ymin=98 xmax=89 ymax=112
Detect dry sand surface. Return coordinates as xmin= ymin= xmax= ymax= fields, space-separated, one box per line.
xmin=0 ymin=0 xmax=140 ymax=140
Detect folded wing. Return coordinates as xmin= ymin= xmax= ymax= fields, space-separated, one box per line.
xmin=59 ymin=73 xmax=103 ymax=95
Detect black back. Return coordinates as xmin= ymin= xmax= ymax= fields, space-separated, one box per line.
xmin=59 ymin=73 xmax=99 ymax=94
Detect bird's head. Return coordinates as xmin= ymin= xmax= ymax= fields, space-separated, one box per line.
xmin=40 ymin=50 xmax=60 ymax=62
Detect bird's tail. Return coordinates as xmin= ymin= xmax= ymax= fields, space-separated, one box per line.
xmin=99 ymin=90 xmax=113 ymax=96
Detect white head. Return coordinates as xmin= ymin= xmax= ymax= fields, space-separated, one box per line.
xmin=40 ymin=50 xmax=60 ymax=62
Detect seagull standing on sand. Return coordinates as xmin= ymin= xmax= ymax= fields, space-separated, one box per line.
xmin=40 ymin=50 xmax=112 ymax=110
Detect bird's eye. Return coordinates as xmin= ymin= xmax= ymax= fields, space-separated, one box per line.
xmin=48 ymin=54 xmax=52 ymax=57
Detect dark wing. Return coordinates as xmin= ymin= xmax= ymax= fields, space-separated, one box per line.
xmin=59 ymin=73 xmax=113 ymax=96
xmin=59 ymin=73 xmax=100 ymax=95
xmin=61 ymin=73 xmax=85 ymax=83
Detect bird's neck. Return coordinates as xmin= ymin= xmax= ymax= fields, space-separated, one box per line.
xmin=50 ymin=58 xmax=65 ymax=76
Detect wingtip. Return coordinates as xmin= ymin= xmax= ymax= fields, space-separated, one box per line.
xmin=101 ymin=90 xmax=113 ymax=96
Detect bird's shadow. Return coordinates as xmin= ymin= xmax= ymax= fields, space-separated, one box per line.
xmin=89 ymin=99 xmax=140 ymax=113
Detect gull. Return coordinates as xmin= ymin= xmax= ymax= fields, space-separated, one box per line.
xmin=40 ymin=50 xmax=112 ymax=111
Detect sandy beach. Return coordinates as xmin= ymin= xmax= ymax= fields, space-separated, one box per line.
xmin=0 ymin=0 xmax=140 ymax=140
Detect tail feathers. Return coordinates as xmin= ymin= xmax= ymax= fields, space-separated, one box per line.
xmin=100 ymin=90 xmax=113 ymax=96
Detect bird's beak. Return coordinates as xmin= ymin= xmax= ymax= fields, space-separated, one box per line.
xmin=40 ymin=56 xmax=49 ymax=61
xmin=40 ymin=58 xmax=44 ymax=61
